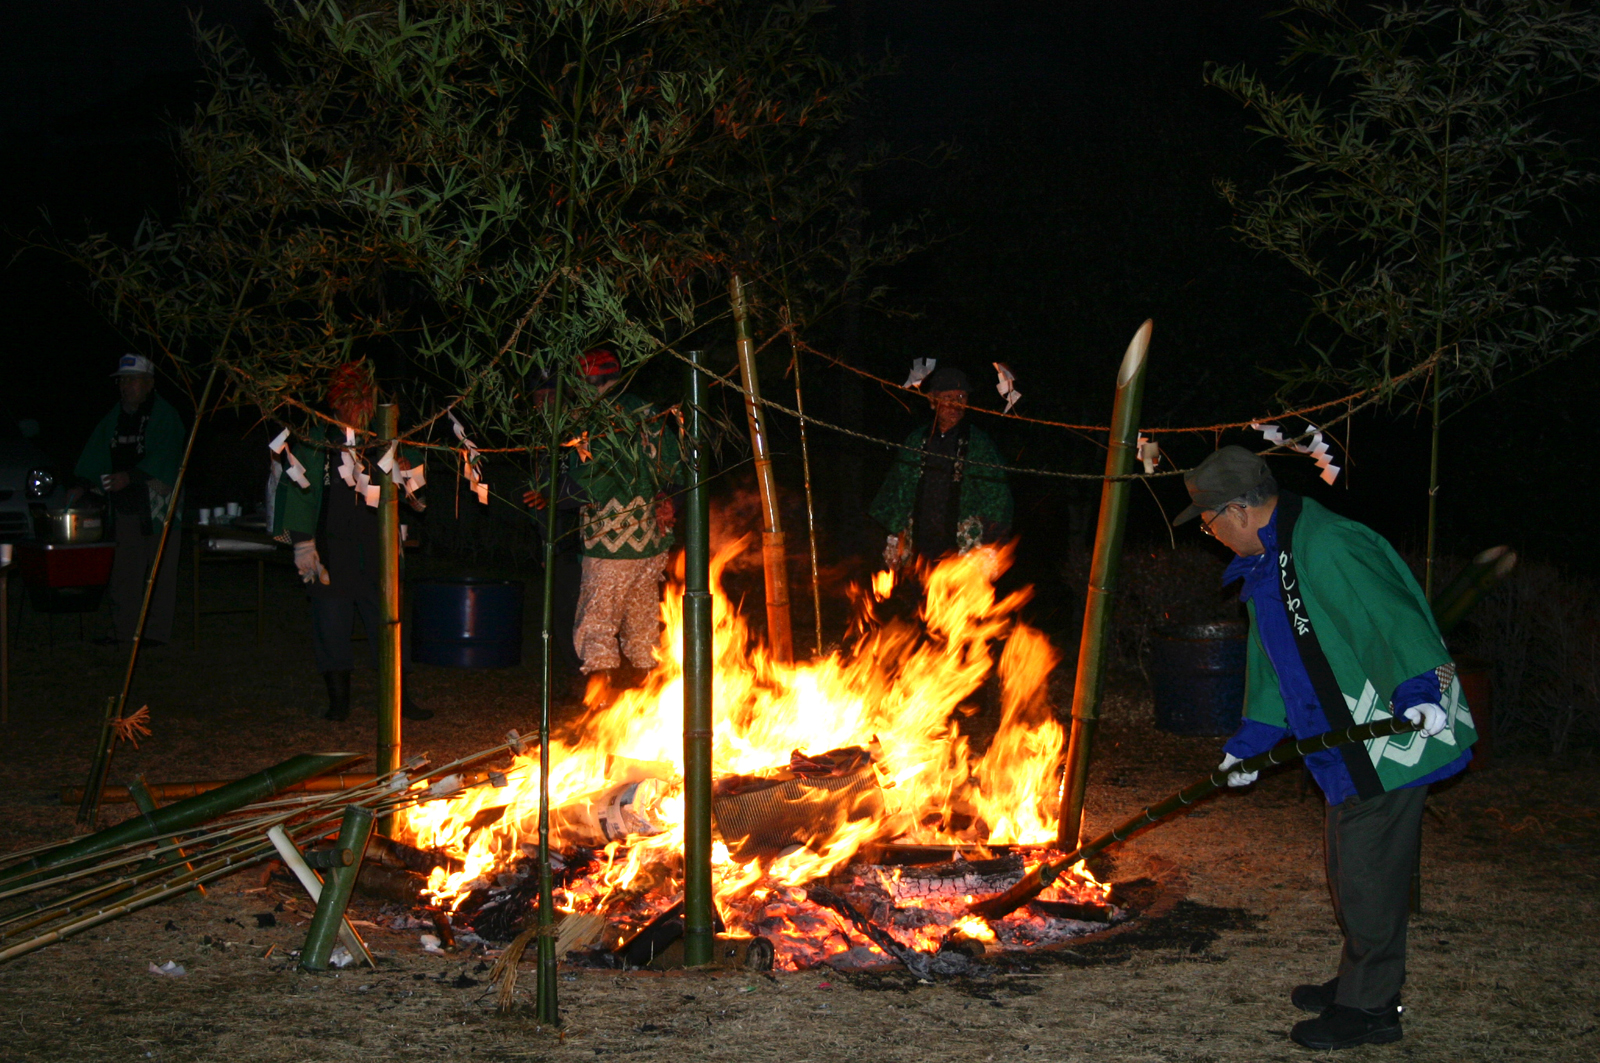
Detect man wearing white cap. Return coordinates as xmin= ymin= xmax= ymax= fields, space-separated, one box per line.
xmin=74 ymin=354 xmax=187 ymax=645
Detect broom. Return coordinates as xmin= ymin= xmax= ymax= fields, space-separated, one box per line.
xmin=491 ymin=912 xmax=606 ymax=1012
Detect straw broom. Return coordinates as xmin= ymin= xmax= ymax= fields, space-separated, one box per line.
xmin=491 ymin=913 xmax=605 ymax=1013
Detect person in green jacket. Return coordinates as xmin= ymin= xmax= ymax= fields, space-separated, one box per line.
xmin=564 ymin=349 xmax=682 ymax=676
xmin=869 ymin=366 xmax=1013 ymax=570
xmin=1177 ymin=446 xmax=1475 ymax=1051
xmin=73 ymin=354 xmax=186 ymax=646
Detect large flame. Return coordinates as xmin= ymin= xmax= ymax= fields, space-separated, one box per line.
xmin=400 ymin=537 xmax=1083 ymax=949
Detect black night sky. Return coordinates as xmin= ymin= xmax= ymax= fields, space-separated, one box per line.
xmin=2 ymin=1 xmax=1595 ymax=576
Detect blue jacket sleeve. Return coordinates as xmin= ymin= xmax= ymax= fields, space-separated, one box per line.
xmin=1223 ymin=718 xmax=1289 ymax=760
xmin=1390 ymin=668 xmax=1440 ymax=714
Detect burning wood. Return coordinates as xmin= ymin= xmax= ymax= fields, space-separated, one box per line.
xmin=398 ymin=543 xmax=1126 ymax=970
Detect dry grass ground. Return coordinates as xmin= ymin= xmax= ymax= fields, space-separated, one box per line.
xmin=1 ymin=559 xmax=1596 ymax=1062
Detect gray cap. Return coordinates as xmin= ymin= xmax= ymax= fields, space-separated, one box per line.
xmin=1174 ymin=446 xmax=1271 ymax=524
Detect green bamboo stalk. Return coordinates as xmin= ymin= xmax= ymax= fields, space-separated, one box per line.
xmin=785 ymin=320 xmax=825 ymax=657
xmin=300 ymin=805 xmax=375 ymax=970
xmin=128 ymin=776 xmax=204 ymax=896
xmin=731 ymin=275 xmax=794 ymax=663
xmin=2 ymin=752 xmax=360 ymax=890
xmin=975 ymin=715 xmax=1423 ymax=921
xmin=1431 ymin=545 xmax=1517 ymax=635
xmin=535 ymin=372 xmax=566 ymax=1024
xmin=79 ymin=364 xmax=221 ymax=828
xmin=682 ymin=350 xmax=714 ymax=968
xmin=1056 ymin=320 xmax=1153 ymax=850
xmin=376 ymin=403 xmax=402 ymax=837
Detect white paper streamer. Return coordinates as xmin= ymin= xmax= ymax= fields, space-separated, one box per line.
xmin=268 ymin=429 xmax=310 ymax=488
xmin=1252 ymin=422 xmax=1342 ymax=485
xmin=448 ymin=411 xmax=490 ymax=504
xmin=903 ymin=358 xmax=936 ymax=389
xmin=1137 ymin=434 xmax=1161 ymax=475
xmin=993 ymin=362 xmax=1021 ymax=413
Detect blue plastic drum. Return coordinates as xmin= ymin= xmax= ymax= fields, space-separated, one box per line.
xmin=411 ymin=578 xmax=524 ymax=668
xmin=1149 ymin=621 xmax=1247 ymax=736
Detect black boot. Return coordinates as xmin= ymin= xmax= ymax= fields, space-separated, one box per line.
xmin=1290 ymin=1003 xmax=1403 ymax=1050
xmin=321 ymin=670 xmax=352 ymax=721
xmin=1291 ymin=977 xmax=1401 ymax=1015
xmin=401 ymin=685 xmax=433 ymax=721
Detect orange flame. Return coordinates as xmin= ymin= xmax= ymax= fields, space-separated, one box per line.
xmin=400 ymin=538 xmax=1069 ymax=921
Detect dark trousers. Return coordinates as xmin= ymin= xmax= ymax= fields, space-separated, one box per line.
xmin=309 ymin=591 xmax=399 ymax=674
xmin=110 ymin=519 xmax=180 ymax=643
xmin=1325 ymin=784 xmax=1428 ymax=1008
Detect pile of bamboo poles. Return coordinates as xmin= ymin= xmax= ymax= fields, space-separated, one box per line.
xmin=0 ymin=734 xmax=533 ymax=965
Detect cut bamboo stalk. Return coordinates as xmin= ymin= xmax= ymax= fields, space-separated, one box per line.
xmin=731 ymin=274 xmax=794 ymax=663
xmin=784 ymin=317 xmax=825 ymax=656
xmin=682 ymin=349 xmax=714 ymax=968
xmin=61 ymin=773 xmax=380 ymax=806
xmin=1431 ymin=545 xmax=1517 ymax=635
xmin=268 ymin=825 xmax=373 ymax=967
xmin=299 ymin=805 xmax=375 ymax=970
xmin=376 ymin=403 xmax=403 ymax=837
xmin=128 ymin=776 xmax=205 ymax=897
xmin=1057 ymin=321 xmax=1153 ymax=851
xmin=2 ymin=752 xmax=361 ymax=890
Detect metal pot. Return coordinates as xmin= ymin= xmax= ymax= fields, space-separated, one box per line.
xmin=43 ymin=506 xmax=106 ymax=544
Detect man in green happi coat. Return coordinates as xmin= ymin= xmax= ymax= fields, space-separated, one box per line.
xmin=1177 ymin=446 xmax=1475 ymax=1051
xmin=869 ymin=366 xmax=1013 ymax=569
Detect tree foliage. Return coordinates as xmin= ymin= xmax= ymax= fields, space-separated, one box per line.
xmin=1207 ymin=0 xmax=1600 ymax=403
xmin=71 ymin=0 xmax=888 ymax=458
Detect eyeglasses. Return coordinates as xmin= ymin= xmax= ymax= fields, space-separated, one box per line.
xmin=1200 ymin=505 xmax=1239 ymax=539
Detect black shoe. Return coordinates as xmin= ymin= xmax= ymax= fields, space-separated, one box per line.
xmin=401 ymin=692 xmax=433 ymax=721
xmin=320 ymin=670 xmax=352 ymax=721
xmin=1291 ymin=977 xmax=1401 ymax=1015
xmin=1290 ymin=1003 xmax=1403 ymax=1050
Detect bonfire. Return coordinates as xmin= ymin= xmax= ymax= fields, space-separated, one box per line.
xmin=399 ymin=540 xmax=1117 ymax=970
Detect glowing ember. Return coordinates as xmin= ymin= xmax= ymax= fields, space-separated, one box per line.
xmin=398 ymin=539 xmax=1115 ymax=968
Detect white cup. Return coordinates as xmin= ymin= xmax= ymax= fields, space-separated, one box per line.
xmin=197 ymin=509 xmax=211 ymax=525
xmin=0 ymin=543 xmax=12 ymax=565
xmin=226 ymin=502 xmax=242 ymax=517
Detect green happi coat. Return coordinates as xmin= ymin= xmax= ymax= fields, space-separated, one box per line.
xmin=869 ymin=422 xmax=1013 ymax=551
xmin=1243 ymin=495 xmax=1477 ymax=794
xmin=570 ymin=393 xmax=682 ymax=561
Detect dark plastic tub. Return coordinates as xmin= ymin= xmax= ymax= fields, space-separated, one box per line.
xmin=1149 ymin=621 xmax=1247 ymax=736
xmin=410 ymin=578 xmax=524 ymax=669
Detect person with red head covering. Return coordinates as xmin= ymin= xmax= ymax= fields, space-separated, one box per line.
xmin=530 ymin=348 xmax=681 ymax=678
xmin=272 ymin=362 xmax=432 ymax=721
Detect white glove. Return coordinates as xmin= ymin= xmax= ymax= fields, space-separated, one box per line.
xmin=293 ymin=540 xmax=330 ymax=585
xmin=1218 ymin=753 xmax=1258 ymax=788
xmin=1403 ymin=702 xmax=1448 ymax=738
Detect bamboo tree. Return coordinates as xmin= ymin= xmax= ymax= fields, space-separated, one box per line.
xmin=1207 ymin=0 xmax=1600 ymax=579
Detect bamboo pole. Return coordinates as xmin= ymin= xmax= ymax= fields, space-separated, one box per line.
xmin=376 ymin=403 xmax=402 ymax=837
xmin=62 ymin=772 xmax=380 ymax=806
xmin=267 ymin=826 xmax=373 ymax=965
xmin=730 ymin=275 xmax=794 ymax=663
xmin=77 ymin=365 xmax=221 ymax=828
xmin=975 ymin=715 xmax=1424 ymax=921
xmin=3 ymin=752 xmax=361 ymax=890
xmin=1056 ymin=320 xmax=1153 ymax=851
xmin=299 ymin=805 xmax=374 ymax=970
xmin=1431 ymin=545 xmax=1517 ymax=634
xmin=682 ymin=350 xmax=714 ymax=968
xmin=784 ymin=318 xmax=825 ymax=657
xmin=535 ymin=373 xmax=566 ymax=1025
xmin=127 ymin=776 xmax=204 ymax=897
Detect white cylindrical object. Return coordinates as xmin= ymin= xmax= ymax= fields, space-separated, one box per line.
xmin=266 ymin=826 xmax=372 ymax=966
xmin=196 ymin=509 xmax=211 ymax=525
xmin=226 ymin=502 xmax=242 ymax=517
